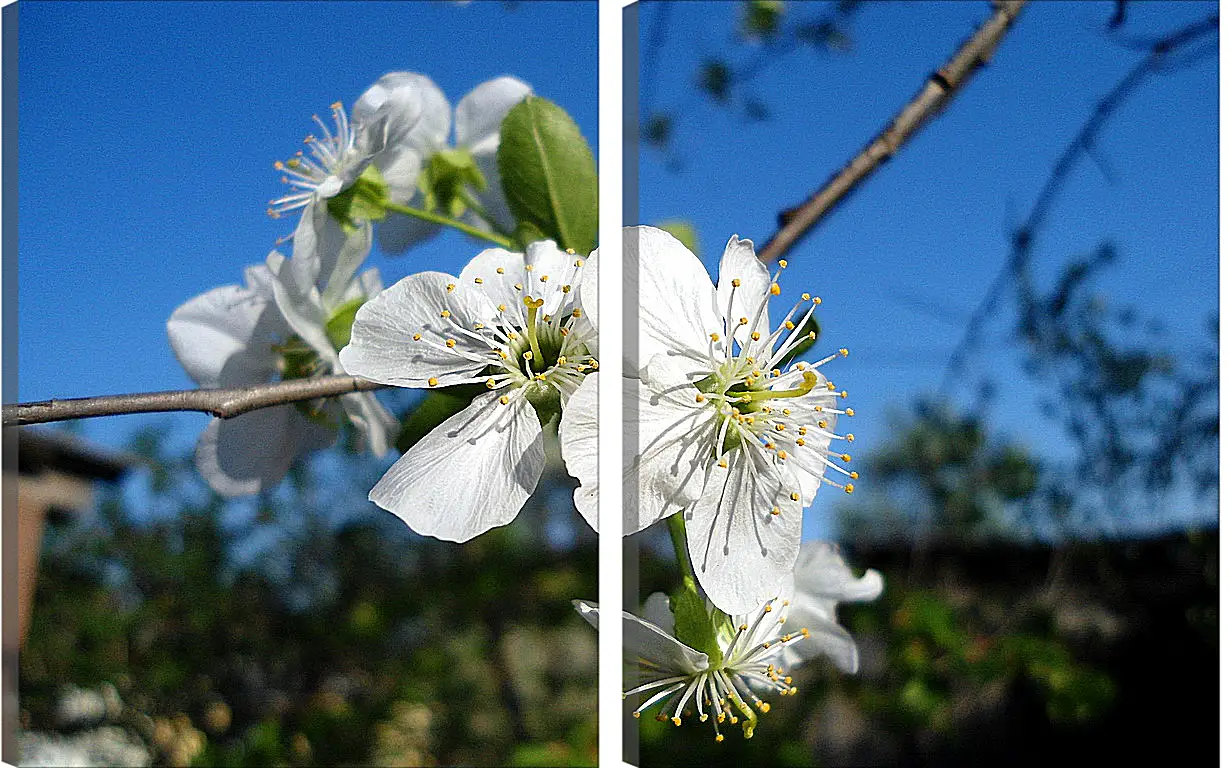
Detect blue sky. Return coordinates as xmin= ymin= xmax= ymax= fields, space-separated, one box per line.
xmin=635 ymin=1 xmax=1218 ymax=537
xmin=14 ymin=1 xmax=1217 ymax=538
xmin=17 ymin=0 xmax=597 ymax=455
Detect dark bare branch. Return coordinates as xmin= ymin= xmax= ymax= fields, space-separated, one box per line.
xmin=757 ymin=0 xmax=1028 ymax=264
xmin=4 ymin=376 xmax=388 ymax=428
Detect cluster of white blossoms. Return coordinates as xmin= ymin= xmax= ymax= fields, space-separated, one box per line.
xmin=576 ymin=541 xmax=882 ymax=741
xmin=268 ymin=72 xmax=531 ymax=253
xmin=168 ymin=225 xmax=397 ymax=496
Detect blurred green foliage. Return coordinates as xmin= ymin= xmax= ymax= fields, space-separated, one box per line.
xmin=21 ymin=425 xmax=597 ymax=766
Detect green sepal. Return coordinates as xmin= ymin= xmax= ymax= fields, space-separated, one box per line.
xmin=669 ymin=587 xmax=724 ymax=667
xmin=497 ymin=96 xmax=597 ymax=254
xmin=326 ymin=164 xmax=389 ymax=231
xmin=324 ymin=296 xmax=366 ymax=351
xmin=416 ymin=147 xmax=487 ymax=220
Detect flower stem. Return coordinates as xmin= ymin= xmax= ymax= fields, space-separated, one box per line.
xmin=382 ymin=200 xmax=515 ymax=249
xmin=666 ymin=512 xmax=699 ymax=594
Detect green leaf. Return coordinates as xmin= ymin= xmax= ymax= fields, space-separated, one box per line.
xmin=324 ymin=297 xmax=366 ymax=351
xmin=669 ymin=588 xmax=723 ymax=666
xmin=497 ymin=96 xmax=597 ymax=254
xmin=654 ymin=219 xmax=699 ymax=257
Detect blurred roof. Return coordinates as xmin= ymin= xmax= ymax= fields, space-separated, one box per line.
xmin=15 ymin=428 xmax=139 ymax=482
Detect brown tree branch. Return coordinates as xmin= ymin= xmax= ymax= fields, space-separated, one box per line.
xmin=3 ymin=376 xmax=388 ymax=428
xmin=757 ymin=0 xmax=1027 ymax=264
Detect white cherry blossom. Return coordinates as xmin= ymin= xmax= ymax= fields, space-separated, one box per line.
xmin=339 ymin=241 xmax=598 ymax=541
xmin=626 ymin=226 xmax=859 ymax=615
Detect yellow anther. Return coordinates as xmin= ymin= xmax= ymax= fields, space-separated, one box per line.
xmin=774 ymin=424 xmax=785 ymax=431
xmin=808 ymin=331 xmax=817 ymax=340
xmin=439 ymin=310 xmax=451 ymax=318
xmin=800 ymin=628 xmax=810 ymax=638
xmin=499 ymin=395 xmax=510 ymax=405
xmin=540 ymin=275 xmax=549 ymax=283
xmin=715 ymin=734 xmax=725 ymax=743
xmin=557 ymin=356 xmax=568 ymax=365
xmin=474 ymin=277 xmax=484 ymax=284
xmin=840 ymin=390 xmax=849 ymax=398
xmin=632 ymin=711 xmax=641 ymax=719
xmin=696 ymin=393 xmax=706 ymax=403
xmin=572 ymin=308 xmax=583 ymax=318
xmin=574 ymin=259 xmax=584 ymax=267
xmin=497 ymin=304 xmax=507 ymax=312
xmin=486 ymin=379 xmax=497 ymax=389
xmin=671 ymin=717 xmax=682 ymax=727
xmin=760 ymin=702 xmax=771 ymax=713
xmin=764 ymin=604 xmax=773 ymax=613
xmin=497 ymin=350 xmax=508 ymax=359
xmin=566 ymin=247 xmax=577 ymax=255
xmin=845 ymin=408 xmax=855 ymax=416
xmin=446 ymin=283 xmax=456 ymax=293
xmin=718 ymin=459 xmax=728 ymax=468
xmin=795 ymin=363 xmax=807 ymax=371
xmin=796 ymin=439 xmax=806 ymax=447
xmin=777 ymin=450 xmax=788 ymax=460
xmin=731 ymin=278 xmax=742 ymax=288
xmin=798 ymin=426 xmax=808 ymax=435
xmin=771 ymin=368 xmax=781 ymax=377
xmin=445 ymin=339 xmax=456 ymax=348
xmin=474 ymin=323 xmax=485 ymax=330
xmin=496 ymin=267 xmax=505 ymax=274
xmin=560 ymin=328 xmax=570 ymax=336
xmin=739 ymin=317 xmax=748 ymax=326
xmin=561 ymin=285 xmax=571 ymax=293
xmin=710 ymin=332 xmax=720 ymax=342
xmin=412 ymin=333 xmax=423 ymax=341
xmin=778 ymin=259 xmax=788 ymax=268
xmin=782 ymin=408 xmax=791 ymax=415
xmin=790 ymin=492 xmax=801 ymax=501
xmin=514 ymin=282 xmax=524 ymax=290
xmin=525 ymin=263 xmax=534 ymax=271
xmin=812 ymin=297 xmax=822 ymax=305
xmin=765 ymin=442 xmax=776 ymax=450
xmin=751 ymin=331 xmax=761 ymax=341
xmin=844 ymin=483 xmax=855 ymax=494
xmin=523 ymin=351 xmax=534 ymax=361
xmin=770 ymin=506 xmax=780 ymax=516
xmin=841 ymin=453 xmax=851 ymax=462
xmin=826 ymin=382 xmax=837 ymax=391
xmin=850 ymin=471 xmax=860 ymax=480
xmin=846 ymin=433 xmax=855 ymax=442
xmin=801 ymin=293 xmax=811 ymax=300
xmin=427 ymin=377 xmax=439 ymax=387
xmin=770 ymin=283 xmax=781 ymax=296
xmin=839 ymin=348 xmax=849 ymax=357
xmin=784 ymin=320 xmax=795 ymax=330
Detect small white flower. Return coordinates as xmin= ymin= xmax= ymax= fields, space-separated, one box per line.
xmin=168 ymin=230 xmax=396 ymax=496
xmin=339 ymin=241 xmax=598 ymax=541
xmin=778 ymin=540 xmax=884 ymax=673
xmin=573 ymin=544 xmax=880 ymax=741
xmin=574 ymin=594 xmax=808 ymax=742
xmin=625 ymin=226 xmax=858 ymax=615
xmin=269 ymin=73 xmax=531 ymax=254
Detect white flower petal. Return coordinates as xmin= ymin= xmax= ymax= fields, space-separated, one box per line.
xmin=466 ymin=150 xmax=518 ymax=235
xmin=572 ymin=600 xmax=710 ymax=677
xmin=793 ymin=540 xmax=884 ymax=606
xmin=630 ymin=356 xmax=715 ymax=533
xmin=454 ymin=76 xmax=532 ymax=151
xmin=716 ymin=234 xmax=771 ymax=348
xmin=167 ymin=284 xmax=284 ymax=389
xmin=340 ymin=272 xmax=497 ymax=387
xmin=266 ymin=251 xmax=335 ymax=365
xmin=195 ymin=405 xmax=334 ymax=497
xmin=353 ymin=71 xmax=450 ymax=161
xmin=340 ymin=391 xmax=398 ymax=457
xmin=778 ymin=614 xmax=861 ymax=673
xmin=641 ymin=592 xmax=675 ymax=635
xmin=684 ymin=448 xmax=802 ymax=615
xmin=630 ymin=226 xmax=722 ymax=370
xmin=368 ymin=392 xmax=544 ymax=542
xmin=559 ymin=374 xmax=598 ymax=531
xmin=458 ymin=246 xmax=534 ymax=314
xmin=290 ymin=205 xmax=373 ymax=309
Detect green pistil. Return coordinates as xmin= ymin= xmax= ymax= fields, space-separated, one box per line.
xmin=734 ymin=371 xmax=817 ymax=403
xmin=523 ymin=296 xmax=547 ymax=371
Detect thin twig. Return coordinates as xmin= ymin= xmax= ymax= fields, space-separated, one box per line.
xmin=756 ymin=0 xmax=1027 ymax=264
xmin=938 ymin=11 xmax=1219 ymax=390
xmin=3 ymin=376 xmax=387 ymax=427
